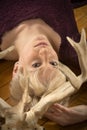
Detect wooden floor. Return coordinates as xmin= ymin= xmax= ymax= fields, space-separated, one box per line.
xmin=0 ymin=4 xmax=87 ymax=130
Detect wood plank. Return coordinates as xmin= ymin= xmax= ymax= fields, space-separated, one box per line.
xmin=0 ymin=83 xmax=10 ymax=100
xmin=0 ymin=64 xmax=13 ymax=88
xmin=74 ymin=5 xmax=87 ymax=35
xmin=0 ymin=60 xmax=14 ymax=73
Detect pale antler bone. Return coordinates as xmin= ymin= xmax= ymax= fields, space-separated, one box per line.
xmin=0 ymin=45 xmax=15 ymax=59
xmin=59 ymin=28 xmax=87 ymax=90
xmin=25 ymin=81 xmax=75 ymax=128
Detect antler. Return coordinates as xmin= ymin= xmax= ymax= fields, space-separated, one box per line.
xmin=59 ymin=28 xmax=87 ymax=90
xmin=0 ymin=45 xmax=15 ymax=59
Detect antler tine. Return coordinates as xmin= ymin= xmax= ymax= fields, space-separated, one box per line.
xmin=59 ymin=62 xmax=81 ymax=90
xmin=66 ymin=28 xmax=87 ymax=84
xmin=0 ymin=45 xmax=15 ymax=59
xmin=66 ymin=28 xmax=87 ymax=54
xmin=80 ymin=28 xmax=87 ymax=47
xmin=79 ymin=29 xmax=87 ymax=80
xmin=0 ymin=98 xmax=11 ymax=118
xmin=59 ymin=29 xmax=87 ymax=90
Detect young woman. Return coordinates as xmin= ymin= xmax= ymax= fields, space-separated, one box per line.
xmin=0 ymin=18 xmax=87 ymax=127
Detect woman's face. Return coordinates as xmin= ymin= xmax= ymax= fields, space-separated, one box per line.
xmin=13 ymin=35 xmax=59 ymax=82
xmin=21 ymin=35 xmax=58 ymax=70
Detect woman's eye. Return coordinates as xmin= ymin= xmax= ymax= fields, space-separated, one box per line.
xmin=50 ymin=61 xmax=58 ymax=66
xmin=32 ymin=63 xmax=41 ymax=68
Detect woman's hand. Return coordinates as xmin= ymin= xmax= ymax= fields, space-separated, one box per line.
xmin=44 ymin=104 xmax=87 ymax=126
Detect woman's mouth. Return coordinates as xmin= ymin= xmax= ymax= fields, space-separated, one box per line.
xmin=34 ymin=42 xmax=48 ymax=47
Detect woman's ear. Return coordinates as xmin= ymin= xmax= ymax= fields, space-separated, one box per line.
xmin=12 ymin=62 xmax=19 ymax=78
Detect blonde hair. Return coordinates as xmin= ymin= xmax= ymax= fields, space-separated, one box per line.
xmin=10 ymin=65 xmax=66 ymax=108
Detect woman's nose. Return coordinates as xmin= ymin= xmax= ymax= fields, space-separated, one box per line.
xmin=39 ymin=48 xmax=49 ymax=60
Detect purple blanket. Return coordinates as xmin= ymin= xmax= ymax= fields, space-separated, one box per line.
xmin=0 ymin=0 xmax=80 ymax=72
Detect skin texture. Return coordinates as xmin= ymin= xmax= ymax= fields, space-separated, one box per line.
xmin=0 ymin=18 xmax=87 ymax=126
xmin=45 ymin=104 xmax=87 ymax=126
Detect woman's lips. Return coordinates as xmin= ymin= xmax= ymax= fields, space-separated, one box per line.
xmin=34 ymin=42 xmax=48 ymax=47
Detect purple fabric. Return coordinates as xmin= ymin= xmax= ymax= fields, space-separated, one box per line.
xmin=0 ymin=0 xmax=80 ymax=72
